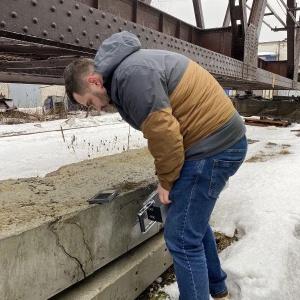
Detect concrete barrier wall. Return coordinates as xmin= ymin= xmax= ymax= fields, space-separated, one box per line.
xmin=0 ymin=187 xmax=162 ymax=300
xmin=0 ymin=148 xmax=160 ymax=300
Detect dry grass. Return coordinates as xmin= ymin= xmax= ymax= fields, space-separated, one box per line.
xmin=246 ymin=152 xmax=275 ymax=162
xmin=279 ymin=149 xmax=291 ymax=155
xmin=246 ymin=143 xmax=291 ymax=163
xmin=0 ymin=110 xmax=44 ymax=124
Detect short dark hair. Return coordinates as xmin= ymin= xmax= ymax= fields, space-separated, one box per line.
xmin=63 ymin=58 xmax=94 ymax=104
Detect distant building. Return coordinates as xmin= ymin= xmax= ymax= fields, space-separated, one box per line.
xmin=258 ymin=40 xmax=287 ymax=61
xmin=0 ymin=83 xmax=9 ymax=98
xmin=0 ymin=83 xmax=66 ymax=108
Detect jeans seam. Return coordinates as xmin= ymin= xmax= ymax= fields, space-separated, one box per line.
xmin=180 ymin=160 xmax=204 ymax=300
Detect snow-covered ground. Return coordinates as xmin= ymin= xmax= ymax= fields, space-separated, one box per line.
xmin=1 ymin=113 xmax=300 ymax=300
xmin=163 ymin=123 xmax=300 ymax=300
xmin=0 ymin=112 xmax=147 ymax=180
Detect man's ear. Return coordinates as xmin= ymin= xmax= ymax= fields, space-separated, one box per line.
xmin=87 ymin=75 xmax=102 ymax=87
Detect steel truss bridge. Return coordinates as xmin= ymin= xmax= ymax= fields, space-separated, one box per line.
xmin=0 ymin=0 xmax=300 ymax=91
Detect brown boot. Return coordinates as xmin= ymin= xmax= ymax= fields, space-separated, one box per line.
xmin=211 ymin=290 xmax=230 ymax=300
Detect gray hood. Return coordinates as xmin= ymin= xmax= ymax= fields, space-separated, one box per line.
xmin=94 ymin=31 xmax=141 ymax=83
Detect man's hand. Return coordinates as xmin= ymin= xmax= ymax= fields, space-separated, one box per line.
xmin=157 ymin=184 xmax=172 ymax=204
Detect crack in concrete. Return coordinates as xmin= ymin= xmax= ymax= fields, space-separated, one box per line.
xmin=70 ymin=222 xmax=94 ymax=269
xmin=49 ymin=222 xmax=86 ymax=278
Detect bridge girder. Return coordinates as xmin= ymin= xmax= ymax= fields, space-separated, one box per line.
xmin=0 ymin=0 xmax=299 ymax=90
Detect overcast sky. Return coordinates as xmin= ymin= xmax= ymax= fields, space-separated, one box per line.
xmin=152 ymin=0 xmax=296 ymax=42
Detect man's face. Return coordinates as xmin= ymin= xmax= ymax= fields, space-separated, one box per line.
xmin=73 ymin=88 xmax=110 ymax=111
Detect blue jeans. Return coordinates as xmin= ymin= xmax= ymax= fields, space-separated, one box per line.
xmin=164 ymin=136 xmax=247 ymax=300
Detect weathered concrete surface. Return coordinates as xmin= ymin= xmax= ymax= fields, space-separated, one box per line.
xmin=0 ymin=148 xmax=162 ymax=300
xmin=52 ymin=232 xmax=173 ymax=300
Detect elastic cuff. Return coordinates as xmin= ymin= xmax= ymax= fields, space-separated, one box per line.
xmin=159 ymin=180 xmax=172 ymax=191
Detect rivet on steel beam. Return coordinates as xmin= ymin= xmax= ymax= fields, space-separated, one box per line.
xmin=75 ymin=4 xmax=79 ymax=9
xmin=82 ymin=16 xmax=86 ymax=21
xmin=146 ymin=36 xmax=149 ymax=40
xmin=113 ymin=17 xmax=117 ymax=22
xmin=133 ymin=24 xmax=137 ymax=29
xmin=60 ymin=35 xmax=64 ymax=40
xmin=95 ymin=20 xmax=99 ymax=25
xmin=23 ymin=26 xmax=29 ymax=33
xmin=118 ymin=27 xmax=122 ymax=32
xmin=193 ymin=51 xmax=195 ymax=54
xmin=137 ymin=34 xmax=141 ymax=38
xmin=96 ymin=34 xmax=100 ymax=39
xmin=31 ymin=0 xmax=37 ymax=6
xmin=142 ymin=27 xmax=145 ymax=31
xmin=124 ymin=21 xmax=127 ymax=25
xmin=154 ymin=39 xmax=157 ymax=42
xmin=150 ymin=30 xmax=153 ymax=34
xmin=161 ymin=41 xmax=163 ymax=44
xmin=89 ymin=8 xmax=94 ymax=13
xmin=102 ymin=13 xmax=106 ymax=18
xmin=75 ymin=38 xmax=80 ymax=43
xmin=67 ymin=26 xmax=72 ymax=32
xmin=167 ymin=43 xmax=170 ymax=47
xmin=171 ymin=38 xmax=173 ymax=41
xmin=11 ymin=12 xmax=17 ymax=18
xmin=181 ymin=41 xmax=183 ymax=44
xmin=183 ymin=48 xmax=186 ymax=51
xmin=0 ymin=21 xmax=6 ymax=28
xmin=51 ymin=22 xmax=56 ymax=28
xmin=164 ymin=36 xmax=167 ymax=39
xmin=60 ymin=0 xmax=64 ymax=3
xmin=82 ymin=30 xmax=87 ymax=36
xmin=50 ymin=6 xmax=56 ymax=12
xmin=67 ymin=11 xmax=72 ymax=17
xmin=32 ymin=17 xmax=38 ymax=24
xmin=108 ymin=24 xmax=111 ymax=28
xmin=42 ymin=30 xmax=48 ymax=36
xmin=89 ymin=42 xmax=94 ymax=47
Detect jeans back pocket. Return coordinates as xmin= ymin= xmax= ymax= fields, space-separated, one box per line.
xmin=208 ymin=158 xmax=244 ymax=199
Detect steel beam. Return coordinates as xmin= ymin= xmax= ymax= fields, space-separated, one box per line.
xmin=244 ymin=0 xmax=267 ymax=81
xmin=0 ymin=72 xmax=64 ymax=84
xmin=192 ymin=0 xmax=205 ymax=29
xmin=266 ymin=3 xmax=286 ymax=28
xmin=286 ymin=0 xmax=296 ymax=80
xmin=259 ymin=59 xmax=288 ymax=77
xmin=223 ymin=4 xmax=231 ymax=27
xmin=0 ymin=58 xmax=77 ymax=70
xmin=229 ymin=0 xmax=247 ymax=61
xmin=0 ymin=0 xmax=299 ymax=90
xmin=293 ymin=27 xmax=300 ymax=83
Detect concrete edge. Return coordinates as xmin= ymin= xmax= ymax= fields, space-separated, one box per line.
xmin=51 ymin=231 xmax=173 ymax=300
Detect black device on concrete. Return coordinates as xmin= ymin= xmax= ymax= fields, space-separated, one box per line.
xmin=88 ymin=189 xmax=119 ymax=204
